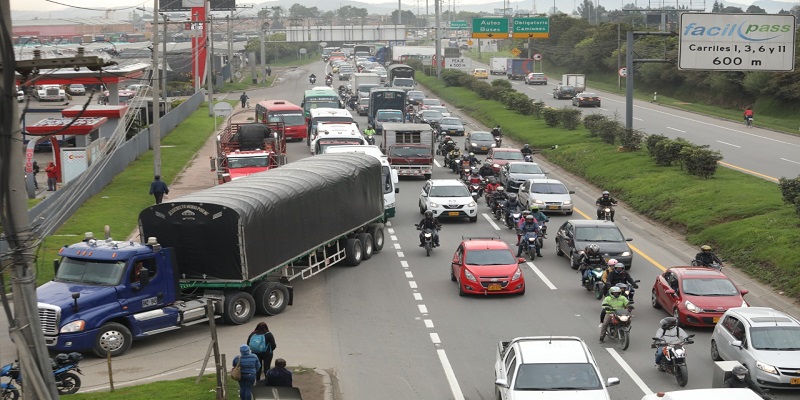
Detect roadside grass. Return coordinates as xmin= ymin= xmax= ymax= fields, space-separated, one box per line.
xmin=69 ymin=374 xmax=237 ymax=400
xmin=416 ymin=73 xmax=800 ymax=299
xmin=33 ymin=102 xmax=230 ymax=286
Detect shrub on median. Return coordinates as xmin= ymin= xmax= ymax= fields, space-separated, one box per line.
xmin=561 ymin=107 xmax=582 ymax=130
xmin=680 ymin=146 xmax=723 ymax=179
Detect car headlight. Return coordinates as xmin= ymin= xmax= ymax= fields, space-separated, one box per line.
xmin=563 ymin=200 xmax=572 ymax=205
xmin=756 ymin=361 xmax=778 ymax=375
xmin=60 ymin=320 xmax=86 ymax=333
xmin=493 ymin=164 xmax=500 ymax=168
xmin=534 ymin=199 xmax=544 ymax=205
xmin=464 ymin=269 xmax=477 ymax=282
xmin=429 ymin=202 xmax=439 ymax=208
xmin=471 ymin=142 xmax=478 ymax=147
xmin=512 ymin=268 xmax=522 ymax=280
xmin=685 ymin=300 xmax=700 ymax=313
xmin=491 ymin=143 xmax=497 ymax=147
xmin=467 ymin=201 xmax=477 ymax=208
xmin=620 ymin=251 xmax=631 ymax=257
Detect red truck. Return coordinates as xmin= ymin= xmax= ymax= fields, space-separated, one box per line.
xmin=212 ymin=122 xmax=287 ymax=184
xmin=381 ymin=122 xmax=435 ymax=179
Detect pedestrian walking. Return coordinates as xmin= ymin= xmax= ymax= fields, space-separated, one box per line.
xmin=246 ymin=322 xmax=277 ymax=381
xmin=263 ymin=358 xmax=293 ymax=387
xmin=149 ymin=175 xmax=169 ymax=204
xmin=45 ymin=162 xmax=57 ymax=191
xmin=266 ymin=65 xmax=272 ymax=76
xmin=31 ymin=160 xmax=40 ymax=189
xmin=240 ymin=91 xmax=249 ymax=108
xmin=232 ymin=344 xmax=260 ymax=400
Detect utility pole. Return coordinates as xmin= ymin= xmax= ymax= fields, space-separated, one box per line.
xmin=398 ymin=0 xmax=402 ymax=25
xmin=162 ymin=13 xmax=168 ymax=106
xmin=435 ymin=0 xmax=441 ymax=78
xmin=260 ymin=30 xmax=266 ymax=84
xmin=206 ymin=0 xmax=213 ymax=116
xmin=227 ymin=14 xmax=233 ymax=83
xmin=152 ymin=0 xmax=162 ymax=176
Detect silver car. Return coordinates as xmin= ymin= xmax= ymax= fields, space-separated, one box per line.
xmin=518 ymin=178 xmax=574 ymax=215
xmin=438 ymin=117 xmax=464 ymax=136
xmin=711 ymin=307 xmax=800 ymax=389
xmin=498 ymin=161 xmax=548 ymax=192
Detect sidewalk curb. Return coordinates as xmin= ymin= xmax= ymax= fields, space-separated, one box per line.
xmin=318 ymin=368 xmax=333 ymax=400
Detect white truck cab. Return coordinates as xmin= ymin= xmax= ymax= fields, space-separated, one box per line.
xmin=311 ymin=123 xmax=365 ymax=155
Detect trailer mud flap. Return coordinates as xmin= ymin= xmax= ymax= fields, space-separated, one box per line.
xmin=287 ymin=285 xmax=294 ymax=306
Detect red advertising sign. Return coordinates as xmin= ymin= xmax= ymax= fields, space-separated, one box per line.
xmin=26 ymin=117 xmax=108 ymax=135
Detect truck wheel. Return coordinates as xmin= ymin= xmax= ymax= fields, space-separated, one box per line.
xmin=253 ymin=282 xmax=289 ymax=316
xmin=345 ymin=238 xmax=363 ymax=266
xmin=368 ymin=224 xmax=384 ymax=251
xmin=357 ymin=233 xmax=374 ymax=260
xmin=93 ymin=322 xmax=132 ymax=357
xmin=222 ymin=291 xmax=256 ymax=325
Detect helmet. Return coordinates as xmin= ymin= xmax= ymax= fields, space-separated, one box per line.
xmin=660 ymin=317 xmax=678 ymax=330
xmin=525 ymin=215 xmax=534 ymax=222
xmin=524 ymin=144 xmax=530 ymax=148
xmin=607 ymin=259 xmax=619 ymax=267
xmin=522 ymin=210 xmax=531 ymax=217
xmin=701 ymin=245 xmax=712 ymax=252
xmin=530 ymin=204 xmax=540 ymax=212
xmin=614 ymin=263 xmax=626 ymax=271
xmin=508 ymin=193 xmax=517 ymax=201
xmin=602 ymin=190 xmax=610 ymax=196
xmin=444 ymin=135 xmax=451 ymax=140
xmin=732 ymin=365 xmax=748 ymax=381
xmin=424 ymin=210 xmax=434 ymax=219
xmin=497 ymin=186 xmax=505 ymax=192
xmin=609 ymin=286 xmax=622 ymax=296
xmin=469 ymin=152 xmax=475 ymax=157
xmin=586 ymin=244 xmax=600 ymax=254
xmin=471 ymin=167 xmax=479 ymax=174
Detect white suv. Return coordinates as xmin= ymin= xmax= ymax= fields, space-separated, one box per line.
xmin=711 ymin=307 xmax=800 ymax=389
xmin=419 ymin=179 xmax=478 ymax=222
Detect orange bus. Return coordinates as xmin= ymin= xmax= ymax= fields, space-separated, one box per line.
xmin=255 ymin=100 xmax=308 ymax=141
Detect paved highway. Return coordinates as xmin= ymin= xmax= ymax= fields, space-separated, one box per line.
xmin=469 ymin=59 xmax=800 ymax=182
xmin=3 ymin=60 xmax=798 ymax=399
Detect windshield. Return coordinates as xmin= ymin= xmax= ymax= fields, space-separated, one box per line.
xmin=408 ymin=91 xmax=424 ymax=98
xmin=470 ymin=132 xmax=493 ymax=141
xmin=440 ymin=118 xmax=461 ymax=126
xmin=750 ymin=326 xmax=800 ymax=351
xmin=423 ymin=99 xmax=441 ymax=106
xmin=268 ymin=112 xmax=305 ymax=126
xmin=514 ymin=363 xmax=602 ymax=391
xmin=394 ymin=78 xmax=414 ymax=87
xmin=318 ymin=139 xmax=363 ymax=153
xmin=55 ymin=258 xmax=126 ymax=285
xmin=494 ymin=152 xmax=524 ymax=161
xmin=307 ymin=101 xmax=340 ymax=110
xmin=229 ymin=156 xmax=269 ymax=168
xmin=429 ymin=185 xmax=470 ymax=197
xmin=465 ymin=249 xmax=516 ymax=265
xmin=509 ymin=164 xmax=544 ymax=174
xmin=561 ymin=86 xmax=576 ymax=92
xmin=575 ymin=227 xmax=625 ymax=242
xmin=431 ymin=107 xmax=449 ymax=113
xmin=312 ymin=117 xmax=354 ymax=132
xmin=532 ymin=183 xmax=568 ymax=194
xmin=422 ymin=111 xmax=443 ymax=119
xmin=390 ymin=146 xmax=430 ymax=157
xmin=377 ymin=111 xmax=403 ymax=122
xmin=682 ymin=278 xmax=739 ymax=296
xmin=359 ymin=98 xmax=370 ymax=105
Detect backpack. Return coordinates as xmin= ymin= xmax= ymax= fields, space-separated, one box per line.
xmin=248 ymin=333 xmax=268 ymax=353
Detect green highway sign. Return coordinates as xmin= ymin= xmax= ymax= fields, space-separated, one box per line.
xmin=512 ymin=17 xmax=550 ymax=38
xmin=450 ymin=20 xmax=468 ymax=29
xmin=471 ymin=18 xmax=509 ymax=39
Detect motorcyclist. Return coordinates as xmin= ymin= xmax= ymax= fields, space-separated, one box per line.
xmin=516 ymin=215 xmax=542 ymax=257
xmin=465 ymin=152 xmax=480 ymax=167
xmin=743 ymin=107 xmax=754 ymax=123
xmin=417 ymin=210 xmax=442 ymax=248
xmin=724 ymin=365 xmax=772 ymax=399
xmin=467 ymin=168 xmax=483 ymax=184
xmin=484 ymin=177 xmax=500 ymax=196
xmin=347 ymin=96 xmax=358 ymax=110
xmin=595 ymin=190 xmax=618 ymax=221
xmin=529 ymin=204 xmax=549 ymax=225
xmin=521 ymin=144 xmax=534 ymax=156
xmin=599 ymin=286 xmax=630 ymax=343
xmin=602 ymin=262 xmax=639 ymax=301
xmin=309 ymin=73 xmax=317 ymax=83
xmin=448 ymin=148 xmax=463 ymax=172
xmin=491 ymin=125 xmax=501 ymax=140
xmin=441 ymin=136 xmax=456 ymax=156
xmin=503 ymin=193 xmax=523 ymax=227
xmin=579 ymin=244 xmax=607 ymax=286
xmin=490 ymin=185 xmax=507 ymax=211
xmin=694 ymin=245 xmax=723 ymax=268
xmin=478 ymin=162 xmax=494 ymax=177
xmin=363 ymin=125 xmax=376 ymax=144
xmin=653 ymin=317 xmax=690 ymax=371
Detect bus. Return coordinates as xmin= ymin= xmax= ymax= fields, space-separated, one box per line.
xmin=254 ymin=100 xmax=307 ymax=141
xmin=323 ymin=145 xmax=399 ymax=219
xmin=307 ymin=108 xmax=355 ymax=146
xmin=301 ymin=88 xmax=341 ymax=120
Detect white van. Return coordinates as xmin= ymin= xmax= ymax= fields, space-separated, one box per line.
xmin=311 ymin=123 xmax=365 ymax=155
xmin=641 ymin=388 xmax=762 ymax=400
xmin=323 ymin=145 xmax=399 ymax=219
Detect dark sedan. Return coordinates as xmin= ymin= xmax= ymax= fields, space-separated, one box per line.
xmin=438 ymin=117 xmax=465 ymax=136
xmin=407 ymin=90 xmax=425 ymax=105
xmin=356 ymin=98 xmax=370 ymax=116
xmin=419 ymin=110 xmax=444 ymax=125
xmin=573 ymin=92 xmax=601 ymax=107
xmin=554 ymin=220 xmax=633 ymax=269
xmin=465 ymin=131 xmax=496 ymax=153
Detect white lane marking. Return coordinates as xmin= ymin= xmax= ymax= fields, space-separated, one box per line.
xmin=633 ymin=117 xmax=643 ymax=121
xmin=413 ymin=292 xmax=423 ymax=301
xmin=717 ymin=140 xmax=741 ymax=148
xmin=526 ymin=262 xmax=557 ymax=290
xmin=386 ymin=221 xmax=392 ymax=227
xmin=666 ymin=127 xmax=685 ymax=133
xmin=430 ymin=332 xmax=441 ymax=344
xmin=781 ymin=158 xmax=800 ymax=165
xmin=437 ymin=349 xmax=466 ymax=400
xmin=409 ymin=281 xmax=418 ymax=289
xmin=401 ymin=260 xmax=409 ymax=268
xmin=390 ymin=235 xmax=398 ymax=241
xmin=397 ymin=251 xmax=405 ymax=258
xmin=606 ymin=348 xmax=653 ymax=396
xmin=388 ymin=228 xmax=395 ymax=234
xmin=405 ymin=271 xmax=414 ymax=278
xmin=424 ymin=319 xmax=434 ymax=328
xmin=434 ymin=159 xmax=442 ymax=167
xmin=482 ymin=213 xmax=501 ymax=230
xmin=393 ymin=243 xmax=401 ymax=249
xmin=418 ymin=304 xmax=428 ymax=314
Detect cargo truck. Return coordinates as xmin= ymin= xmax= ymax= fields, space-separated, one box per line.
xmin=506 ymin=59 xmax=534 ymax=80
xmin=36 ymin=154 xmax=386 ymax=357
xmin=562 ymin=74 xmax=586 ymax=92
xmin=381 ymin=122 xmax=434 ymax=179
xmin=211 ymin=121 xmax=287 ymax=184
xmin=349 ymin=72 xmax=382 ymax=98
xmin=490 ymin=57 xmax=508 ymax=75
xmin=368 ymin=88 xmax=407 ymax=127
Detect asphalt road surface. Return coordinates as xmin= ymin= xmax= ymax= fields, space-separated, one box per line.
xmin=3 ymin=60 xmax=798 ymax=400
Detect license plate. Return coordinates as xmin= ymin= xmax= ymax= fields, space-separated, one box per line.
xmin=488 ymin=283 xmax=502 ymax=291
xmin=449 ymin=130 xmax=456 ymax=133
xmin=792 ymin=378 xmax=800 ymax=385
xmin=448 ymin=211 xmax=459 ymax=216
xmin=480 ymin=147 xmax=488 ymax=151
xmin=547 ymin=205 xmax=559 ymax=210
xmin=713 ymin=316 xmax=720 ymax=323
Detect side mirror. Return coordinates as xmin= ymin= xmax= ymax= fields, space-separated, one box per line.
xmin=518 ymin=257 xmax=526 ymax=264
xmin=665 ymin=289 xmax=675 ymax=295
xmin=569 ymin=191 xmax=576 ymax=194
xmin=740 ymin=289 xmax=749 ymax=295
xmin=626 ymin=238 xmax=633 ymax=241
xmin=730 ymin=340 xmax=743 ymax=348
xmin=209 ymin=157 xmax=216 ymax=171
xmin=606 ymin=377 xmax=620 ymax=387
xmin=494 ymin=378 xmax=509 ymax=388
xmin=395 ymin=188 xmax=400 ymax=193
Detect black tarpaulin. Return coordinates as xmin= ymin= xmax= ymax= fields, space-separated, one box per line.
xmin=138 ymin=153 xmax=384 ymax=281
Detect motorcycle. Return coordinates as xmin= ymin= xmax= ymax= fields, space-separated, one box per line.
xmin=599 ymin=205 xmax=616 ymax=221
xmin=325 ymin=77 xmax=333 ymax=86
xmin=690 ymin=259 xmax=723 ymax=271
xmin=416 ymin=225 xmax=439 ymax=257
xmin=581 ymin=265 xmax=607 ymax=298
xmin=365 ymin=135 xmax=375 ymax=145
xmin=494 ymin=136 xmax=502 ymax=147
xmin=309 ymin=76 xmax=316 ymax=84
xmin=518 ymin=231 xmax=539 ymax=260
xmin=536 ymin=222 xmax=547 ymax=248
xmin=0 ymin=352 xmax=83 ymax=398
xmin=506 ymin=211 xmax=522 ymax=230
xmin=468 ymin=181 xmax=483 ymax=201
xmin=523 ymin=154 xmax=534 ymax=162
xmin=745 ymin=116 xmax=753 ymax=128
xmin=494 ymin=203 xmax=506 ymax=221
xmin=603 ymin=306 xmax=634 ymax=350
xmin=652 ymin=334 xmax=695 ymax=387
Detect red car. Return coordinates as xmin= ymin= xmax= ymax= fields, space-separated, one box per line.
xmin=450 ymin=237 xmax=526 ymax=296
xmin=485 ymin=148 xmax=525 ymax=174
xmin=651 ymin=267 xmax=749 ymax=327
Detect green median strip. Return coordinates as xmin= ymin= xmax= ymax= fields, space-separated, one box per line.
xmin=416 ymin=72 xmax=800 ymax=299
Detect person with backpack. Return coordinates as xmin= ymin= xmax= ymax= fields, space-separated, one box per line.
xmin=246 ymin=322 xmax=277 ymax=381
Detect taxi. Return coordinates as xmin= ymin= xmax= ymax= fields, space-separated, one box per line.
xmin=472 ymin=68 xmax=489 ymax=79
